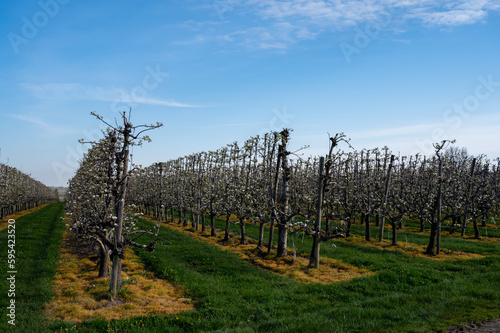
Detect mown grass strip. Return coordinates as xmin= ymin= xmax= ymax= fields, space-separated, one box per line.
xmin=0 ymin=203 xmax=54 ymax=232
xmin=157 ymin=218 xmax=373 ymax=284
xmin=197 ymin=211 xmax=499 ymax=257
xmin=75 ymin=218 xmax=498 ymax=333
xmin=44 ymin=229 xmax=194 ymax=323
xmin=3 ymin=205 xmax=498 ymax=332
xmin=0 ymin=202 xmax=65 ymax=332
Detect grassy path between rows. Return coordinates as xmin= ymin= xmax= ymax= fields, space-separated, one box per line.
xmin=0 ymin=203 xmax=53 ymax=232
xmin=0 ymin=202 xmax=65 ymax=332
xmin=195 ymin=211 xmax=500 ymax=259
xmin=1 ymin=205 xmax=499 ymax=332
xmin=129 ymin=218 xmax=500 ymax=332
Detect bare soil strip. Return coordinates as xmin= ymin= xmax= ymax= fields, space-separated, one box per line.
xmin=445 ymin=317 xmax=500 ymax=332
xmin=159 ymin=219 xmax=373 ymax=284
xmin=44 ymin=229 xmax=194 ymax=322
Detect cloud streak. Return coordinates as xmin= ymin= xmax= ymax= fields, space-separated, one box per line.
xmin=300 ymin=112 xmax=500 ymax=158
xmin=22 ymin=83 xmax=201 ymax=108
xmin=247 ymin=0 xmax=499 ymax=26
xmin=207 ymin=0 xmax=500 ymax=50
xmin=8 ymin=114 xmax=77 ymax=135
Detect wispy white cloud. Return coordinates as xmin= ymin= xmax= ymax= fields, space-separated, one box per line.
xmin=201 ymin=121 xmax=267 ymax=129
xmin=349 ymin=123 xmax=439 ymax=139
xmin=353 ymin=113 xmax=500 ymax=156
xmin=204 ymin=0 xmax=500 ymax=50
xmin=8 ymin=114 xmax=77 ymax=134
xmin=405 ymin=0 xmax=495 ymax=26
xmin=348 ymin=112 xmax=500 ymax=140
xmin=180 ymin=19 xmax=227 ymax=31
xmin=409 ymin=112 xmax=500 ymax=155
xmin=299 ymin=112 xmax=500 ymax=158
xmin=220 ymin=21 xmax=317 ymax=49
xmin=388 ymin=37 xmax=411 ymax=44
xmin=249 ymin=0 xmax=387 ymax=26
xmin=21 ymin=83 xmax=201 ymax=108
xmin=247 ymin=0 xmax=499 ymax=27
xmin=173 ymin=34 xmax=208 ymax=46
xmin=119 ymin=97 xmax=199 ymax=108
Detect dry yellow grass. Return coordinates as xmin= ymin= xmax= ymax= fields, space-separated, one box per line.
xmin=0 ymin=203 xmax=52 ymax=231
xmin=44 ymin=229 xmax=194 ymax=322
xmin=157 ymin=217 xmax=373 ymax=284
xmin=382 ymin=219 xmax=500 ymax=242
xmin=338 ymin=233 xmax=485 ymax=261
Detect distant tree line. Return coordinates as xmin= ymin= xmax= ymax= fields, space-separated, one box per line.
xmin=66 ymin=116 xmax=499 ymax=283
xmin=0 ymin=163 xmax=58 ymax=219
xmin=127 ymin=131 xmax=499 ymax=259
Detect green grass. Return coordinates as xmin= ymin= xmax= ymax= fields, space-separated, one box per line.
xmin=2 ymin=205 xmax=499 ymax=332
xmin=348 ymin=224 xmax=500 ymax=256
xmin=72 ymin=217 xmax=499 ymax=333
xmin=0 ymin=202 xmax=65 ymax=332
xmin=195 ymin=211 xmax=499 ymax=257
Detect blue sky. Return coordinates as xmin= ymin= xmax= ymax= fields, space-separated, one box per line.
xmin=1 ymin=0 xmax=499 ymax=186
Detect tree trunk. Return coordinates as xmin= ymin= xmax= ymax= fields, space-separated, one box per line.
xmin=462 ymin=158 xmax=476 ymax=236
xmin=276 ymin=224 xmax=288 ymax=257
xmin=110 ymin=254 xmax=122 ymax=295
xmin=391 ymin=221 xmax=398 ymax=245
xmin=310 ymin=156 xmax=324 ymax=268
xmin=239 ymin=218 xmax=247 ymax=245
xmin=268 ymin=141 xmax=282 ymax=254
xmin=346 ymin=215 xmax=352 ymax=238
xmin=365 ymin=213 xmax=371 ymax=241
xmin=201 ymin=213 xmax=206 ymax=232
xmin=379 ymin=155 xmax=395 ymax=242
xmin=196 ymin=198 xmax=201 ymax=230
xmin=223 ymin=214 xmax=230 ymax=242
xmin=210 ymin=214 xmax=217 ymax=237
xmin=276 ymin=130 xmax=292 ymax=258
xmin=425 ymin=222 xmax=437 ymax=256
xmin=450 ymin=217 xmax=457 ymax=234
xmin=183 ymin=209 xmax=188 ymax=227
xmin=98 ymin=245 xmax=109 ymax=278
xmin=110 ymin=124 xmax=130 ymax=298
xmin=436 ymin=159 xmax=442 ymax=255
xmin=309 ymin=236 xmax=317 ymax=262
xmin=473 ymin=218 xmax=481 ymax=239
xmin=178 ymin=208 xmax=183 ymax=224
xmin=267 ymin=216 xmax=275 ymax=253
xmin=257 ymin=222 xmax=265 ymax=250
